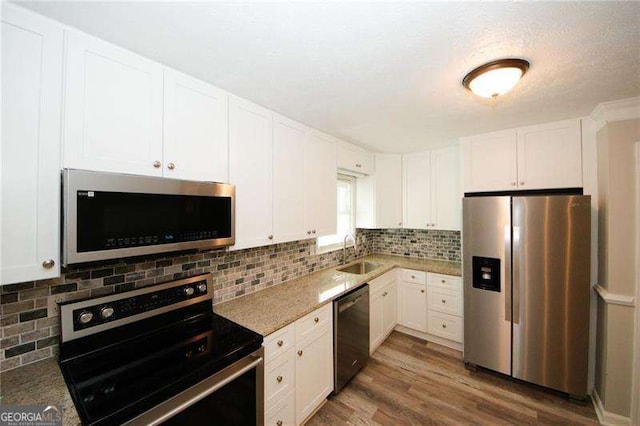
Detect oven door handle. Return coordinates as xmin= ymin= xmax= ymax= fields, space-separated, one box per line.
xmin=127 ymin=353 xmax=264 ymax=426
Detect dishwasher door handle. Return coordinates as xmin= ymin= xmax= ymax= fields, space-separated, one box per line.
xmin=338 ymin=296 xmax=362 ymax=313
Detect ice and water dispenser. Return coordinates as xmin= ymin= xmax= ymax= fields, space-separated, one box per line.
xmin=472 ymin=256 xmax=501 ymax=292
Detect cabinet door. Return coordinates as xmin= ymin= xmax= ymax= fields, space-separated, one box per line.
xmin=273 ymin=114 xmax=307 ymax=244
xmin=63 ymin=31 xmax=163 ymax=176
xmin=375 ymin=154 xmax=403 ymax=228
xmin=516 ymin=119 xmax=582 ymax=189
xmin=305 ymin=131 xmax=337 ymax=237
xmin=228 ymin=96 xmax=273 ymax=250
xmin=403 ymin=151 xmax=432 ymax=229
xmin=382 ymin=282 xmax=398 ymax=335
xmin=337 ymin=142 xmax=374 ymax=175
xmin=163 ymin=69 xmax=228 ymax=182
xmin=431 ymin=146 xmax=462 ymax=230
xmin=462 ymin=129 xmax=517 ymax=192
xmin=398 ymin=282 xmax=427 ymax=332
xmin=295 ymin=328 xmax=333 ymax=424
xmin=369 ymin=290 xmax=385 ymax=354
xmin=1 ymin=5 xmax=63 ymax=284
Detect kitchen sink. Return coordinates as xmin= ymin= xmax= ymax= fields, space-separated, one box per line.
xmin=336 ymin=262 xmax=382 ymax=275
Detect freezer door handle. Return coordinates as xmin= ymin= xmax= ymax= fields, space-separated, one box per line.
xmin=512 ymin=226 xmax=521 ymax=324
xmin=504 ymin=225 xmax=512 ymax=323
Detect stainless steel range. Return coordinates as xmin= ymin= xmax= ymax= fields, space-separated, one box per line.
xmin=58 ymin=273 xmax=264 ymax=425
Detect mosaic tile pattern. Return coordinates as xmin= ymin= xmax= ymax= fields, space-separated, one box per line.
xmin=0 ymin=227 xmax=459 ymax=372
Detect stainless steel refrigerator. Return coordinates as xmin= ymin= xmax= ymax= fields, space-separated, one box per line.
xmin=463 ymin=195 xmax=591 ymax=398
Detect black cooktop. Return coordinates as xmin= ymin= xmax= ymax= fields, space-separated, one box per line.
xmin=58 ymin=302 xmax=262 ymax=425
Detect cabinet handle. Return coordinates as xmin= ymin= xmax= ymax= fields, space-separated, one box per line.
xmin=42 ymin=259 xmax=55 ymax=269
xmin=355 ymin=163 xmax=362 ymax=168
xmin=421 ymin=289 xmax=425 ymax=293
xmin=398 ymin=222 xmax=402 ymax=226
xmin=442 ymin=324 xmax=447 ymax=329
xmin=167 ymin=162 xmax=176 ymax=170
xmin=314 ymin=317 xmax=319 ymax=323
xmin=431 ymin=223 xmax=436 ymax=227
xmin=441 ymin=279 xmax=446 ymax=283
xmin=382 ymin=292 xmax=388 ymax=297
xmin=511 ymin=182 xmax=516 ymax=186
xmin=268 ymin=235 xmax=273 ymax=240
xmin=312 ymin=229 xmax=316 ymax=234
xmin=442 ymin=299 xmax=446 ymax=304
xmin=276 ymin=375 xmax=283 ymax=383
xmin=519 ymin=181 xmax=525 ymax=186
xmin=297 ymin=350 xmax=303 ymax=356
xmin=411 ymin=275 xmax=415 ymax=279
xmin=153 ymin=160 xmax=161 ymax=168
xmin=277 ymin=340 xmax=283 ymax=347
xmin=307 ymin=230 xmax=312 ymax=235
xmin=277 ymin=421 xmax=283 ymax=426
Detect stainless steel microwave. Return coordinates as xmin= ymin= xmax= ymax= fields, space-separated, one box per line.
xmin=62 ymin=169 xmax=235 ymax=265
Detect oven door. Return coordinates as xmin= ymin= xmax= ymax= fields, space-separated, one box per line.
xmin=127 ymin=347 xmax=264 ymax=426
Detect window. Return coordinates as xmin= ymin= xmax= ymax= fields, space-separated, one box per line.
xmin=317 ymin=175 xmax=356 ymax=251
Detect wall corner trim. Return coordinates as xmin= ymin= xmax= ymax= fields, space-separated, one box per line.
xmin=591 ymin=97 xmax=640 ymax=132
xmin=594 ymin=284 xmax=636 ymax=307
xmin=592 ymin=389 xmax=632 ymax=425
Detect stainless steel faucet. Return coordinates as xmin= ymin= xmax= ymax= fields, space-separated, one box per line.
xmin=343 ymin=233 xmax=357 ymax=265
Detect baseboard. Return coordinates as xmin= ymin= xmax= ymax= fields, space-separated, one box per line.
xmin=394 ymin=325 xmax=463 ymax=351
xmin=592 ymin=388 xmax=631 ymax=425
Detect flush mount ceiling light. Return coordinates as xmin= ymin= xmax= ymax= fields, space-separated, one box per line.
xmin=462 ymin=58 xmax=530 ymax=99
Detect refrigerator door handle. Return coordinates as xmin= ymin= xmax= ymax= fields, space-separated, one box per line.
xmin=512 ymin=226 xmax=521 ymax=324
xmin=504 ymin=225 xmax=512 ymax=323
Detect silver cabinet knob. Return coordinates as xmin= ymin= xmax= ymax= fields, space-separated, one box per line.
xmin=184 ymin=287 xmax=195 ymax=296
xmin=277 ymin=340 xmax=283 ymax=347
xmin=42 ymin=259 xmax=55 ymax=269
xmin=519 ymin=181 xmax=525 ymax=185
xmin=511 ymin=182 xmax=517 ymax=186
xmin=382 ymin=292 xmax=388 ymax=297
xmin=431 ymin=223 xmax=436 ymax=227
xmin=441 ymin=299 xmax=446 ymax=304
xmin=153 ymin=160 xmax=161 ymax=168
xmin=167 ymin=162 xmax=176 ymax=170
xmin=100 ymin=306 xmax=115 ymax=319
xmin=312 ymin=229 xmax=316 ymax=234
xmin=442 ymin=324 xmax=447 ymax=329
xmin=355 ymin=163 xmax=362 ymax=168
xmin=411 ymin=275 xmax=415 ymax=279
xmin=307 ymin=230 xmax=312 ymax=235
xmin=314 ymin=317 xmax=319 ymax=323
xmin=78 ymin=311 xmax=93 ymax=325
xmin=276 ymin=375 xmax=283 ymax=383
xmin=268 ymin=235 xmax=273 ymax=240
xmin=398 ymin=222 xmax=402 ymax=226
xmin=297 ymin=350 xmax=303 ymax=356
xmin=277 ymin=421 xmax=283 ymax=426
xmin=441 ymin=279 xmax=446 ymax=283
xmin=421 ymin=289 xmax=425 ymax=293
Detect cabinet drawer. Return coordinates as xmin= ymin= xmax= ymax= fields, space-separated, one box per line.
xmin=427 ymin=273 xmax=462 ymax=291
xmin=265 ymin=390 xmax=294 ymax=426
xmin=427 ymin=287 xmax=462 ymax=316
xmin=369 ymin=269 xmax=396 ymax=294
xmin=401 ymin=269 xmax=426 ymax=285
xmin=427 ymin=311 xmax=463 ymax=342
xmin=265 ymin=349 xmax=295 ymax=411
xmin=295 ymin=304 xmax=332 ymax=344
xmin=264 ymin=323 xmax=295 ymax=363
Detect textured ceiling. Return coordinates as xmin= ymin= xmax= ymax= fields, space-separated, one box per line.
xmin=16 ymin=1 xmax=640 ymax=153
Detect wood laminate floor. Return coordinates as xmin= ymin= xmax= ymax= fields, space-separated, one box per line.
xmin=309 ymin=331 xmax=598 ymax=425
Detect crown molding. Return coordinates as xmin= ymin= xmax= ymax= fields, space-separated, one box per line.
xmin=591 ymin=97 xmax=640 ymax=131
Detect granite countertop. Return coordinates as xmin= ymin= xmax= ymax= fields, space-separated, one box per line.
xmin=0 ymin=254 xmax=459 ymax=424
xmin=0 ymin=357 xmax=80 ymax=426
xmin=215 ymin=253 xmax=460 ymax=336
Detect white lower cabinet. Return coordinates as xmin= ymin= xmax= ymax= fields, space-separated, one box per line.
xmin=369 ymin=270 xmax=398 ymax=354
xmin=397 ymin=270 xmax=427 ymax=333
xmin=263 ymin=304 xmax=333 ymax=425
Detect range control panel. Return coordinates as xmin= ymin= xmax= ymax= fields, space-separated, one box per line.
xmin=60 ymin=274 xmax=213 ymax=342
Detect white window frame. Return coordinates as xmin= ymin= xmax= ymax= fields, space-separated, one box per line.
xmin=317 ymin=174 xmax=356 ymax=253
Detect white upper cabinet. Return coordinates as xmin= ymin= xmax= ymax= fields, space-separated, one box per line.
xmin=305 ymin=131 xmax=337 ymax=238
xmin=403 ymin=151 xmax=432 ymax=229
xmin=462 ymin=119 xmax=582 ymax=192
xmin=163 ymin=68 xmax=228 ymax=182
xmin=462 ymin=129 xmax=517 ymax=192
xmin=337 ymin=141 xmax=374 ymax=175
xmin=516 ymin=119 xmax=582 ymax=189
xmin=1 ymin=4 xmax=63 ymax=284
xmin=229 ymin=97 xmax=273 ymax=250
xmin=357 ymin=154 xmax=403 ymax=229
xmin=63 ymin=30 xmax=164 ymax=176
xmin=273 ymin=114 xmax=308 ymax=244
xmin=431 ymin=146 xmax=462 ymax=231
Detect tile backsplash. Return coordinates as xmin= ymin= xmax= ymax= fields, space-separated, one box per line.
xmin=0 ymin=228 xmax=459 ymax=372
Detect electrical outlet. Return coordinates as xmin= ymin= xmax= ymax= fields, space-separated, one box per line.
xmin=47 ymin=295 xmax=66 ymax=316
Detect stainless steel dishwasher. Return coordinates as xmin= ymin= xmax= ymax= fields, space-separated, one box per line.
xmin=333 ymin=284 xmax=370 ymax=394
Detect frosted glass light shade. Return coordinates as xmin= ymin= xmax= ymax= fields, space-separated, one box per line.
xmin=463 ymin=59 xmax=530 ymax=99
